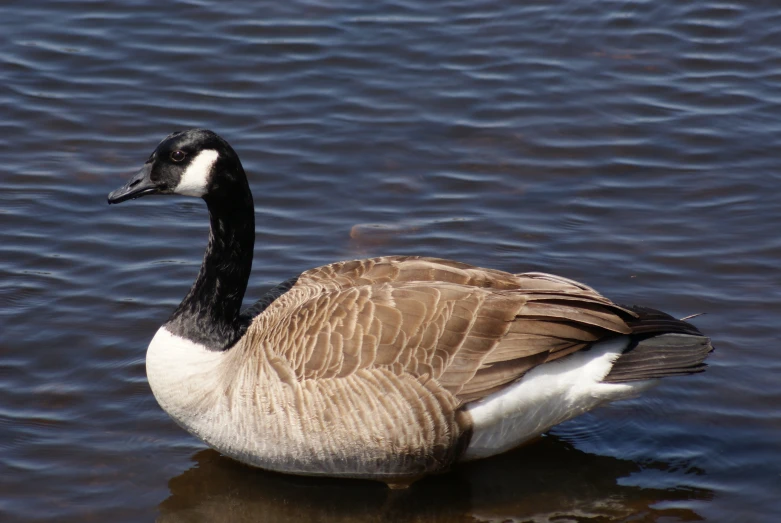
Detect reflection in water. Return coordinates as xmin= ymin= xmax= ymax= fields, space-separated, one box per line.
xmin=158 ymin=437 xmax=711 ymax=522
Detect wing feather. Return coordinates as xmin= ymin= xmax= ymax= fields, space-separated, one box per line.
xmin=248 ymin=256 xmax=635 ymax=405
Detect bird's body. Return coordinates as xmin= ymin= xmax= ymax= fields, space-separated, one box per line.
xmin=108 ymin=129 xmax=712 ymax=486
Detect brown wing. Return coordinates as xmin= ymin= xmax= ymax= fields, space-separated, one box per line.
xmin=253 ymin=257 xmax=636 ymax=406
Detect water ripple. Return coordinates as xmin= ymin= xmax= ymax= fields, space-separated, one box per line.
xmin=1 ymin=0 xmax=780 ymax=520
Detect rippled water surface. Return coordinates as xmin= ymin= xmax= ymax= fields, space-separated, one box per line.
xmin=2 ymin=0 xmax=780 ymax=521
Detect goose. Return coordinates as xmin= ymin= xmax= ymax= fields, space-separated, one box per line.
xmin=107 ymin=129 xmax=712 ymax=488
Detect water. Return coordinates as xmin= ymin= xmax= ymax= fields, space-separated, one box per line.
xmin=1 ymin=0 xmax=779 ymax=521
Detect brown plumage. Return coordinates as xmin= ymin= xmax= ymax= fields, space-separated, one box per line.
xmin=222 ymin=256 xmax=711 ymax=481
xmin=250 ymin=257 xmax=638 ymax=402
xmin=109 ymin=130 xmax=713 ymax=487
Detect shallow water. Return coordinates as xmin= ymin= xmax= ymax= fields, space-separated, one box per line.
xmin=1 ymin=0 xmax=780 ymax=521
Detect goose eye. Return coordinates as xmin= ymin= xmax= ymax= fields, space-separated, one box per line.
xmin=170 ymin=150 xmax=186 ymax=163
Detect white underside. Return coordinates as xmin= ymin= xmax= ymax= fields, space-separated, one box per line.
xmin=461 ymin=336 xmax=656 ymax=460
xmin=146 ymin=328 xmax=657 ymax=473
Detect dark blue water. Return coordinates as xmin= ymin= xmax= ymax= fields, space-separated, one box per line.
xmin=1 ymin=1 xmax=779 ymax=521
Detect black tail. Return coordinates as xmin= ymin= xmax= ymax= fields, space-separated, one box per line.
xmin=603 ymin=306 xmax=713 ymax=384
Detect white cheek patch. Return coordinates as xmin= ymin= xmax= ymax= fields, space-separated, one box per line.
xmin=175 ymin=149 xmax=219 ymax=197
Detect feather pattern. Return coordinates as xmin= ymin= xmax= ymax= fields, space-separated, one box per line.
xmin=247 ymin=257 xmax=636 ymax=400
xmin=110 ymin=130 xmax=714 ymax=485
xmin=175 ymin=255 xmax=705 ymax=479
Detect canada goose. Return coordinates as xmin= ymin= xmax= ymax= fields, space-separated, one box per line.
xmin=108 ymin=129 xmax=712 ymax=488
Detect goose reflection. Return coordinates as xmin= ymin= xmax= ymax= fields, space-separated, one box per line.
xmin=157 ymin=436 xmax=711 ymax=522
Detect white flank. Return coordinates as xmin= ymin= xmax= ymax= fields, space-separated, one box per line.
xmin=174 ymin=149 xmax=219 ymax=197
xmin=461 ymin=336 xmax=657 ymax=460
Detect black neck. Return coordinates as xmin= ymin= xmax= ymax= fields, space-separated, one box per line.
xmin=165 ymin=175 xmax=255 ymax=351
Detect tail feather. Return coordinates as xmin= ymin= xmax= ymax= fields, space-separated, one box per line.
xmin=622 ymin=305 xmax=703 ymax=336
xmin=603 ymin=306 xmax=714 ymax=384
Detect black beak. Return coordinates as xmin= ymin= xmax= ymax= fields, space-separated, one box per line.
xmin=107 ymin=164 xmax=158 ymax=204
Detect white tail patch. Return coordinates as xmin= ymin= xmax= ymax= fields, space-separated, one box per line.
xmin=175 ymin=149 xmax=219 ymax=197
xmin=461 ymin=336 xmax=657 ymax=460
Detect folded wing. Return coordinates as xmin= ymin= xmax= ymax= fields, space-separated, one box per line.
xmin=252 ymin=256 xmax=639 ymax=405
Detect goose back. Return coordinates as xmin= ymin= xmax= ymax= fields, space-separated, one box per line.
xmin=248 ymin=256 xmax=637 ymax=404
xmin=200 ymin=256 xmax=663 ymax=478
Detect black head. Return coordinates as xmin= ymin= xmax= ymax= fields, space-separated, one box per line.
xmin=108 ymin=129 xmax=246 ymax=204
